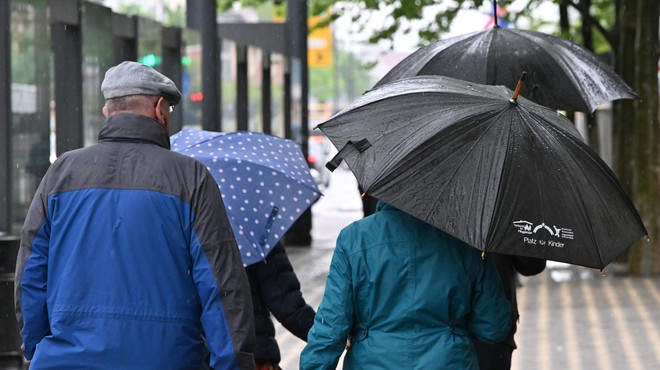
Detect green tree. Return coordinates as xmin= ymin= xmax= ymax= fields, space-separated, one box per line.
xmin=164 ymin=4 xmax=186 ymax=27
xmin=620 ymin=0 xmax=659 ymax=275
xmin=309 ymin=48 xmax=372 ymax=104
xmin=112 ymin=2 xmax=185 ymax=27
xmin=115 ymin=3 xmax=151 ymax=18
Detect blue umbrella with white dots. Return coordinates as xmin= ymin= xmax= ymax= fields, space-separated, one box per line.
xmin=171 ymin=129 xmax=322 ymax=266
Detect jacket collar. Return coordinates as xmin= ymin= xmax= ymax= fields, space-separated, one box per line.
xmin=98 ymin=113 xmax=170 ymax=149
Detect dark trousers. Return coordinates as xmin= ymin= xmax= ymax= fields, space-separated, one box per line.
xmin=474 ymin=341 xmax=513 ymax=370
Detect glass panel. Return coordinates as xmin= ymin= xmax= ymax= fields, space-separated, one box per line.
xmin=248 ymin=46 xmax=262 ymax=132
xmin=81 ymin=2 xmax=113 ymax=147
xmin=10 ymin=0 xmax=52 ymax=232
xmin=137 ymin=17 xmax=163 ymax=72
xmin=270 ymin=53 xmax=285 ymax=138
xmin=290 ymin=58 xmax=302 ymax=144
xmin=221 ymin=39 xmax=236 ymax=132
xmin=181 ymin=29 xmax=202 ymax=130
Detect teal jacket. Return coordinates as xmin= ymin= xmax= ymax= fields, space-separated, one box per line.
xmin=300 ymin=202 xmax=511 ymax=370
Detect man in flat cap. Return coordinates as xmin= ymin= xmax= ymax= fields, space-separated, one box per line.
xmin=15 ymin=61 xmax=256 ymax=370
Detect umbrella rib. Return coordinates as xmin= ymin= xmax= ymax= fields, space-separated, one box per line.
xmin=172 ymin=130 xmax=320 ymax=267
xmin=517 ymin=32 xmax=593 ymax=111
xmin=174 ymin=133 xmax=225 ymax=150
xmin=554 ymin=149 xmax=604 ymax=266
xmin=364 ymin=96 xmax=506 ymax=188
xmin=544 ymin=131 xmax=614 ymax=267
xmin=421 ymin=108 xmax=510 ymax=240
xmin=174 ymin=131 xmax=319 ymax=192
xmin=519 ymin=106 xmax=604 ymax=266
xmin=202 ymin=154 xmax=321 ymax=194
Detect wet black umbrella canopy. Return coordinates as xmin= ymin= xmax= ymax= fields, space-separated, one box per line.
xmin=319 ymin=75 xmax=646 ymax=269
xmin=374 ymin=3 xmax=637 ymax=113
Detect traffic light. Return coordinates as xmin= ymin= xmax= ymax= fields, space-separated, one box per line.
xmin=139 ymin=54 xmax=162 ymax=67
xmin=190 ymin=92 xmax=203 ymax=102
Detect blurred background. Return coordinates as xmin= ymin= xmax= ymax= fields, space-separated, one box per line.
xmin=1 ymin=1 xmax=659 ymax=369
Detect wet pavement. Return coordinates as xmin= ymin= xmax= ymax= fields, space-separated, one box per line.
xmin=275 ymin=168 xmax=660 ymax=370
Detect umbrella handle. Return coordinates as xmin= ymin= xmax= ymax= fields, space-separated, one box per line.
xmin=509 ymin=72 xmax=527 ymax=104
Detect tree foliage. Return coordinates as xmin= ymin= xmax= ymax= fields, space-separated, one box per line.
xmin=309 ymin=48 xmax=372 ymax=104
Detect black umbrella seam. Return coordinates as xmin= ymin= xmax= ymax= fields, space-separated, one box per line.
xmin=331 ymin=92 xmax=508 ymax=190
xmin=507 ymin=30 xmax=592 ymax=112
xmin=519 ymin=105 xmax=607 ymax=267
xmin=375 ymin=27 xmax=636 ymax=113
xmin=520 ymin=30 xmax=638 ymax=110
xmin=375 ymin=32 xmax=482 ymax=88
xmin=542 ymin=117 xmax=645 ymax=265
xmin=381 ymin=106 xmax=510 ymax=249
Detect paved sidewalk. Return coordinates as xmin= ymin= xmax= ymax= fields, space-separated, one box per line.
xmin=512 ymin=264 xmax=660 ymax=370
xmin=274 ymin=169 xmax=660 ymax=370
xmin=278 ymin=249 xmax=660 ymax=370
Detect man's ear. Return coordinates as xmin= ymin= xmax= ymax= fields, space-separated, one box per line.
xmin=154 ymin=97 xmax=170 ymax=133
xmin=102 ymin=105 xmax=109 ymax=118
xmin=154 ymin=97 xmax=166 ymax=123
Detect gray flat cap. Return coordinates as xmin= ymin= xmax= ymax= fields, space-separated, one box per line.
xmin=101 ymin=61 xmax=182 ymax=105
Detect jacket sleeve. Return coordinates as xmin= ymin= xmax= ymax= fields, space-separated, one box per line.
xmin=15 ymin=177 xmax=51 ymax=360
xmin=256 ymin=243 xmax=315 ymax=341
xmin=300 ymin=230 xmax=354 ymax=370
xmin=468 ymin=254 xmax=513 ymax=344
xmin=189 ymin=171 xmax=255 ymax=370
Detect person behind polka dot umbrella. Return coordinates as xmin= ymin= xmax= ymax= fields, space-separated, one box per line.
xmin=171 ymin=129 xmax=322 ymax=267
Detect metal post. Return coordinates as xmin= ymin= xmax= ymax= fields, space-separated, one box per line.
xmin=283 ymin=60 xmax=292 ymax=140
xmin=112 ymin=14 xmax=138 ymax=64
xmin=187 ymin=0 xmax=220 ymax=132
xmin=0 ymin=0 xmax=10 ymax=233
xmin=0 ymin=236 xmax=23 ymax=368
xmin=236 ymin=44 xmax=248 ymax=131
xmin=287 ymin=0 xmax=309 ymax=154
xmin=283 ymin=0 xmax=312 ymax=246
xmin=262 ymin=53 xmax=272 ymax=135
xmin=163 ymin=27 xmax=183 ymax=133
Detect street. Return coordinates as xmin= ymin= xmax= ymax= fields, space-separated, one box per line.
xmin=274 ymin=167 xmax=660 ymax=370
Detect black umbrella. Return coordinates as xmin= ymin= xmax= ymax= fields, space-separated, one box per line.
xmin=319 ymin=75 xmax=646 ymax=269
xmin=374 ymin=21 xmax=637 ymax=113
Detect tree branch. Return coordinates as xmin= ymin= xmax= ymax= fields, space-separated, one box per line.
xmin=565 ymin=0 xmax=615 ymax=47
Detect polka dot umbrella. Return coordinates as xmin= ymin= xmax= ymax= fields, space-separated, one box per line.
xmin=171 ymin=130 xmax=322 ymax=266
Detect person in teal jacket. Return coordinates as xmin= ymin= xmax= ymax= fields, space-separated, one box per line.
xmin=300 ymin=201 xmax=512 ymax=370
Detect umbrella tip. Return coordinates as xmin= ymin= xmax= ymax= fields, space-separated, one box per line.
xmin=481 ymin=251 xmax=485 ymax=260
xmin=600 ymin=268 xmax=607 ymax=276
xmin=509 ymin=72 xmax=528 ymax=104
xmin=492 ymin=0 xmax=499 ymax=28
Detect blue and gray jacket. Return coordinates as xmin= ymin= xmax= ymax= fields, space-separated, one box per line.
xmin=15 ymin=114 xmax=255 ymax=369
